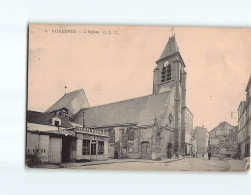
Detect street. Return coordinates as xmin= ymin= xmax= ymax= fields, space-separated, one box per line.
xmin=68 ymin=157 xmax=247 ymax=172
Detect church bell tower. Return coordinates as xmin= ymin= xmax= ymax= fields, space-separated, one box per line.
xmin=153 ymin=34 xmax=187 ymax=157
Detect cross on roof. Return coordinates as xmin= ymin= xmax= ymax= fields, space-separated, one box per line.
xmin=170 ymin=27 xmax=175 ymax=37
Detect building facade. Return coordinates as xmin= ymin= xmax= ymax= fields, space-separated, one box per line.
xmin=26 ymin=127 xmax=109 ymax=163
xmin=208 ymin=122 xmax=237 ymax=158
xmin=237 ymin=76 xmax=251 ymax=160
xmin=182 ymin=107 xmax=195 ymax=156
xmin=194 ymin=126 xmax=209 ymax=154
xmin=27 ymin=35 xmax=194 ymax=162
xmin=71 ymin=91 xmax=176 ymax=160
xmin=75 ymin=127 xmax=109 ymax=161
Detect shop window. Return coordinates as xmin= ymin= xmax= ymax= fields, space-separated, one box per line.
xmin=98 ymin=141 xmax=104 ymax=155
xmin=82 ymin=140 xmax=90 ymax=155
xmin=91 ymin=142 xmax=96 ymax=155
xmin=141 ymin=142 xmax=150 ymax=154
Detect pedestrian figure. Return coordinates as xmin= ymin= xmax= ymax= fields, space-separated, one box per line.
xmin=208 ymin=152 xmax=211 ymax=160
xmin=202 ymin=153 xmax=204 ymax=157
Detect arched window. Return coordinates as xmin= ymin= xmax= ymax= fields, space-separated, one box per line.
xmin=161 ymin=63 xmax=171 ymax=83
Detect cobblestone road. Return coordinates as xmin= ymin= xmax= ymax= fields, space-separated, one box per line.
xmin=71 ymin=157 xmax=243 ymax=171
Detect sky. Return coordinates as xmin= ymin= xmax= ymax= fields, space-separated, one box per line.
xmin=28 ymin=24 xmax=251 ymax=130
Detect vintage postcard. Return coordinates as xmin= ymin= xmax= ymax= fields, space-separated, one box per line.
xmin=26 ymin=24 xmax=250 ymax=171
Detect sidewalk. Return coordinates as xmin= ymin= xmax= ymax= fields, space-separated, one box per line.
xmin=29 ymin=156 xmax=191 ymax=169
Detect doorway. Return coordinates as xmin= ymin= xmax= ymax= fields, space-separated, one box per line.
xmin=62 ymin=137 xmax=76 ymax=163
xmin=141 ymin=142 xmax=150 ymax=159
xmin=49 ymin=137 xmax=62 ymax=163
xmin=91 ymin=143 xmax=96 ymax=155
xmin=167 ymin=143 xmax=173 ymax=159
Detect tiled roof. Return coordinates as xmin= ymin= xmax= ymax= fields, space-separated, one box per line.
xmin=159 ymin=36 xmax=179 ymax=60
xmin=209 ymin=121 xmax=234 ymax=132
xmin=46 ymin=89 xmax=89 ymax=115
xmin=71 ymin=91 xmax=174 ymax=128
xmin=27 ymin=129 xmax=76 ymax=137
xmin=27 ymin=110 xmax=73 ymax=128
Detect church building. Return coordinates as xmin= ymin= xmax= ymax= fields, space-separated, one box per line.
xmin=27 ymin=35 xmax=193 ymax=161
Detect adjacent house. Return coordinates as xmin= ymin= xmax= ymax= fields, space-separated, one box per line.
xmin=194 ymin=126 xmax=209 ymax=154
xmin=237 ymin=75 xmax=251 ymax=160
xmin=182 ymin=107 xmax=195 ymax=156
xmin=208 ymin=122 xmax=237 ymax=158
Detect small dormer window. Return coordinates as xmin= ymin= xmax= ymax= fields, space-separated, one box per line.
xmin=51 ymin=117 xmax=61 ymax=127
xmin=55 ymin=120 xmax=60 ymax=127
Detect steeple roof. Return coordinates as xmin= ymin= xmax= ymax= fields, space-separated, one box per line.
xmin=159 ymin=35 xmax=179 ymax=61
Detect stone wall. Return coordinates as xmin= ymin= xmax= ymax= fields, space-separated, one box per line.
xmin=92 ymin=121 xmax=176 ymax=160
xmin=160 ymin=128 xmax=175 ymax=159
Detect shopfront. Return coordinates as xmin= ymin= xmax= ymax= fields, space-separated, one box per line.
xmin=75 ymin=127 xmax=109 ymax=161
